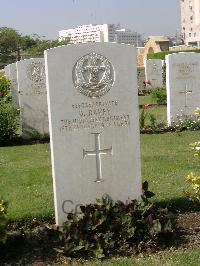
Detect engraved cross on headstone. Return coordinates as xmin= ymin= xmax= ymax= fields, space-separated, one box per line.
xmin=83 ymin=55 xmax=106 ymax=86
xmin=83 ymin=132 xmax=113 ymax=183
xmin=179 ymin=84 xmax=192 ymax=108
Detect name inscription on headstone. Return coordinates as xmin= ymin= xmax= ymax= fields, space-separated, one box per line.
xmin=60 ymin=100 xmax=130 ymax=132
xmin=173 ymin=62 xmax=198 ymax=79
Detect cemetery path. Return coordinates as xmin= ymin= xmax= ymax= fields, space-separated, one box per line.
xmin=0 ymin=212 xmax=199 ymax=265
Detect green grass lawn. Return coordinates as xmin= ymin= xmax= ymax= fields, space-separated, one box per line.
xmin=0 ymin=131 xmax=200 ymax=265
xmin=0 ymin=131 xmax=200 ymax=222
xmin=0 ymin=144 xmax=53 ymax=221
xmin=139 ymin=95 xmax=167 ymax=126
xmin=139 ymin=95 xmax=155 ymax=105
xmin=142 ymin=131 xmax=200 ymax=210
xmin=140 ymin=105 xmax=167 ymax=126
xmin=77 ymin=248 xmax=200 ymax=266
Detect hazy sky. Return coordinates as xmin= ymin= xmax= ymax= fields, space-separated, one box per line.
xmin=0 ymin=0 xmax=181 ymax=39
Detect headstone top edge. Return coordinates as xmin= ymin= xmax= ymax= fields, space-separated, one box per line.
xmin=44 ymin=42 xmax=136 ymax=54
xmin=166 ymin=52 xmax=199 ymax=58
xmin=16 ymin=58 xmax=44 ymax=65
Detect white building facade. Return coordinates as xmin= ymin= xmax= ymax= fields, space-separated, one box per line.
xmin=59 ymin=24 xmax=143 ymax=47
xmin=180 ymin=0 xmax=200 ymax=46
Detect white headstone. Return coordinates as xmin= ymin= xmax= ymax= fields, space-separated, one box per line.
xmin=9 ymin=63 xmax=19 ymax=107
xmin=4 ymin=65 xmax=10 ymax=78
xmin=145 ymin=59 xmax=163 ymax=88
xmin=16 ymin=58 xmax=49 ymax=138
xmin=45 ymin=43 xmax=142 ymax=225
xmin=166 ymin=52 xmax=200 ymax=125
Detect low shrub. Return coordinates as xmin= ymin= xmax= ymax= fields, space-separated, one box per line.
xmin=0 ymin=198 xmax=8 ymax=244
xmin=183 ymin=139 xmax=200 ymax=204
xmin=139 ymin=107 xmax=166 ymax=133
xmin=184 ymin=172 xmax=200 ymax=203
xmin=61 ymin=182 xmax=174 ymax=259
xmin=171 ymin=113 xmax=200 ymax=132
xmin=139 ymin=107 xmax=148 ymax=130
xmin=0 ymin=75 xmax=11 ymax=100
xmin=0 ymin=100 xmax=19 ymax=145
xmin=150 ymin=88 xmax=167 ymax=105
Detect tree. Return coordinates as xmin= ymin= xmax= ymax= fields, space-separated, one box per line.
xmin=0 ymin=27 xmax=21 ymax=54
xmin=0 ymin=27 xmax=21 ymax=63
xmin=24 ymin=38 xmax=70 ymax=56
xmin=0 ymin=27 xmax=70 ymax=66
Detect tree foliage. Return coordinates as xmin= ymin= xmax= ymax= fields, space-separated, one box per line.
xmin=0 ymin=27 xmax=21 ymax=54
xmin=25 ymin=38 xmax=70 ymax=55
xmin=0 ymin=27 xmax=70 ymax=64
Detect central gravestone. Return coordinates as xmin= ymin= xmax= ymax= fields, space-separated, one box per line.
xmin=45 ymin=43 xmax=142 ymax=225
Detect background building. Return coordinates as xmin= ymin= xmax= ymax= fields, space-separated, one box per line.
xmin=180 ymin=0 xmax=200 ymax=46
xmin=59 ymin=24 xmax=143 ymax=47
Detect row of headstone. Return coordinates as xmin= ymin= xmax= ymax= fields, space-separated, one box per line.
xmin=4 ymin=43 xmax=142 ymax=226
xmin=4 ymin=58 xmax=49 ymax=138
xmin=145 ymin=53 xmax=200 ymax=126
xmin=4 ymin=45 xmax=200 ymax=226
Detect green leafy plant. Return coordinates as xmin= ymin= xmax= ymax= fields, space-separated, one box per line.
xmin=139 ymin=107 xmax=148 ymax=130
xmin=183 ymin=108 xmax=200 ymax=203
xmin=150 ymin=88 xmax=167 ymax=105
xmin=140 ymin=107 xmax=166 ymax=133
xmin=149 ymin=113 xmax=157 ymax=131
xmin=0 ymin=75 xmax=11 ymax=100
xmin=184 ymin=172 xmax=200 ymax=203
xmin=0 ymin=198 xmax=8 ymax=244
xmin=0 ymin=101 xmax=19 ymax=145
xmin=61 ymin=182 xmax=174 ymax=259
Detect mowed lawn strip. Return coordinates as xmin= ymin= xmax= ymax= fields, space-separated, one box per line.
xmin=76 ymin=248 xmax=200 ymax=266
xmin=139 ymin=95 xmax=167 ymax=125
xmin=141 ymin=131 xmax=200 ymax=203
xmin=0 ymin=144 xmax=54 ymax=221
xmin=0 ymin=131 xmax=199 ymax=221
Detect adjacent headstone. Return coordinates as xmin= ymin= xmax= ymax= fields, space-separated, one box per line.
xmin=137 ymin=66 xmax=145 ymax=94
xmin=4 ymin=63 xmax=19 ymax=106
xmin=166 ymin=52 xmax=200 ymax=125
xmin=4 ymin=65 xmax=10 ymax=78
xmin=45 ymin=43 xmax=142 ymax=225
xmin=0 ymin=69 xmax=5 ymax=76
xmin=145 ymin=59 xmax=163 ymax=88
xmin=8 ymin=63 xmax=19 ymax=107
xmin=16 ymin=58 xmax=49 ymax=138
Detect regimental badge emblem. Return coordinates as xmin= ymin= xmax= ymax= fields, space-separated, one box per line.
xmin=27 ymin=62 xmax=46 ymax=85
xmin=72 ymin=53 xmax=114 ymax=98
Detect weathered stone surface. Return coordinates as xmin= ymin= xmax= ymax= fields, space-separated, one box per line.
xmin=145 ymin=59 xmax=163 ymax=88
xmin=166 ymin=52 xmax=200 ymax=125
xmin=45 ymin=43 xmax=142 ymax=225
xmin=16 ymin=58 xmax=49 ymax=138
xmin=9 ymin=63 xmax=19 ymax=107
